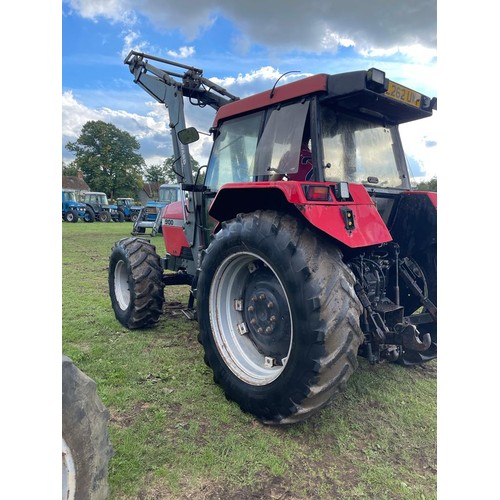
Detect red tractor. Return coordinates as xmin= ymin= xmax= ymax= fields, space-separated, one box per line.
xmin=109 ymin=52 xmax=437 ymax=425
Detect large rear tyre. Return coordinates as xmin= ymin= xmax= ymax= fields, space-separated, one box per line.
xmin=62 ymin=355 xmax=112 ymax=500
xmin=197 ymin=210 xmax=363 ymax=425
xmin=108 ymin=237 xmax=165 ymax=329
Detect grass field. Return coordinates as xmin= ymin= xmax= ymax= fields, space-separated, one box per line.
xmin=62 ymin=221 xmax=437 ymax=499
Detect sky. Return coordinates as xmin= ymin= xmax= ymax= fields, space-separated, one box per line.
xmin=61 ymin=0 xmax=439 ymax=182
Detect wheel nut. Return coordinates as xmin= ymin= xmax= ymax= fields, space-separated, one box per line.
xmin=247 ymin=305 xmax=255 ymax=312
xmin=267 ymin=302 xmax=274 ymax=309
xmin=259 ymin=293 xmax=265 ymax=300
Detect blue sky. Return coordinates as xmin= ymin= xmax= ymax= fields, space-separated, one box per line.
xmin=61 ymin=0 xmax=439 ymax=181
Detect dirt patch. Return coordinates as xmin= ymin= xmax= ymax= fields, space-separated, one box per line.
xmin=110 ymin=401 xmax=153 ymax=428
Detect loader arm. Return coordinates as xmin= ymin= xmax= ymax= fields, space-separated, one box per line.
xmin=125 ymin=51 xmax=239 ymax=186
xmin=124 ymin=51 xmax=239 ymax=264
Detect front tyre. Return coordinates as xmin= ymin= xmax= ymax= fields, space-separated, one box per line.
xmin=197 ymin=210 xmax=363 ymax=425
xmin=62 ymin=355 xmax=112 ymax=500
xmin=64 ymin=210 xmax=79 ymax=223
xmin=108 ymin=237 xmax=165 ymax=329
xmin=99 ymin=211 xmax=111 ymax=222
xmin=84 ymin=209 xmax=96 ymax=223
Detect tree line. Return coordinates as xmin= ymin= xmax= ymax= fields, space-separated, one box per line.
xmin=63 ymin=120 xmax=199 ymax=199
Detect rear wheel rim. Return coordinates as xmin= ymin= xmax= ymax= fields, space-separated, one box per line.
xmin=209 ymin=251 xmax=292 ymax=386
xmin=62 ymin=437 xmax=76 ymax=500
xmin=114 ymin=260 xmax=130 ymax=310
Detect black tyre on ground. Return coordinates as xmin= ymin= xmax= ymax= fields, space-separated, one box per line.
xmin=130 ymin=213 xmax=139 ymax=223
xmin=62 ymin=355 xmax=112 ymax=500
xmin=64 ymin=210 xmax=79 ymax=223
xmin=99 ymin=211 xmax=111 ymax=222
xmin=116 ymin=211 xmax=125 ymax=222
xmin=109 ymin=237 xmax=165 ymax=328
xmin=197 ymin=210 xmax=364 ymax=425
xmin=84 ymin=209 xmax=96 ymax=223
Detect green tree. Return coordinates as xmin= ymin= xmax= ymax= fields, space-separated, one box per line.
xmin=416 ymin=177 xmax=437 ymax=192
xmin=65 ymin=120 xmax=145 ymax=198
xmin=143 ymin=163 xmax=167 ymax=184
xmin=142 ymin=155 xmax=201 ymax=198
xmin=62 ymin=161 xmax=79 ymax=177
xmin=161 ymin=154 xmax=200 ymax=183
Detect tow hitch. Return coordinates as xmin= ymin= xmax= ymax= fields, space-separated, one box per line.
xmin=395 ymin=323 xmax=431 ymax=351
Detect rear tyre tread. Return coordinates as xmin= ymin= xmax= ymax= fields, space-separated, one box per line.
xmin=198 ymin=210 xmax=363 ymax=425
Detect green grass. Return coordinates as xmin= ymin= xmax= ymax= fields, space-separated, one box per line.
xmin=62 ymin=221 xmax=437 ymax=499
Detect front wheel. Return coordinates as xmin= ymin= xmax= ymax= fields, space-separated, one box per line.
xmin=64 ymin=210 xmax=79 ymax=223
xmin=109 ymin=237 xmax=165 ymax=329
xmin=197 ymin=210 xmax=363 ymax=425
xmin=83 ymin=209 xmax=95 ymax=223
xmin=99 ymin=211 xmax=111 ymax=222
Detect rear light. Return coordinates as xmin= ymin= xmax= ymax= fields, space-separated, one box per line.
xmin=303 ymin=185 xmax=331 ymax=202
xmin=333 ymin=182 xmax=351 ymax=201
xmin=366 ymin=68 xmax=388 ymax=93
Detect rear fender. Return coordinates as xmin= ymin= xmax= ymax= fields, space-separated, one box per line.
xmin=209 ymin=182 xmax=392 ymax=249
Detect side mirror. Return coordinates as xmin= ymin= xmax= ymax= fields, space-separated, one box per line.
xmin=178 ymin=127 xmax=200 ymax=145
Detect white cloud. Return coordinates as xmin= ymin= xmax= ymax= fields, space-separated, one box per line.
xmin=167 ymin=46 xmax=196 ymax=59
xmin=360 ymin=44 xmax=437 ymax=64
xmin=64 ymin=0 xmax=136 ymax=24
xmin=62 ymin=91 xmax=101 ymax=140
xmin=64 ymin=0 xmax=436 ymax=54
xmin=210 ymin=66 xmax=281 ymax=88
xmin=62 ymin=91 xmax=173 ymax=164
xmin=400 ymin=114 xmax=439 ymax=181
xmin=121 ymin=30 xmax=149 ymax=59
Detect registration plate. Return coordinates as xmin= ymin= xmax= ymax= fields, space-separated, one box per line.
xmin=385 ymin=81 xmax=422 ymax=108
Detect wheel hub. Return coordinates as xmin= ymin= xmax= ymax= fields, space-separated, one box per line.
xmin=243 ymin=267 xmax=291 ymax=360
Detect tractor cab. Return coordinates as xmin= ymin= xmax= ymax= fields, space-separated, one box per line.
xmin=205 ymin=69 xmax=435 ymax=190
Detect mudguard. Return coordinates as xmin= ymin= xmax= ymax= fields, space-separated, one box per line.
xmin=209 ymin=181 xmax=393 ymax=249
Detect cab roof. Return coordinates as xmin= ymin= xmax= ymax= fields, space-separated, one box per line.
xmin=213 ymin=70 xmax=436 ymax=127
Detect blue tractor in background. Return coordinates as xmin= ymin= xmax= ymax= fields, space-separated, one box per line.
xmin=84 ymin=192 xmax=124 ymax=222
xmin=62 ymin=189 xmax=94 ymax=222
xmin=115 ymin=198 xmax=143 ymax=222
xmin=131 ymin=184 xmax=181 ymax=236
